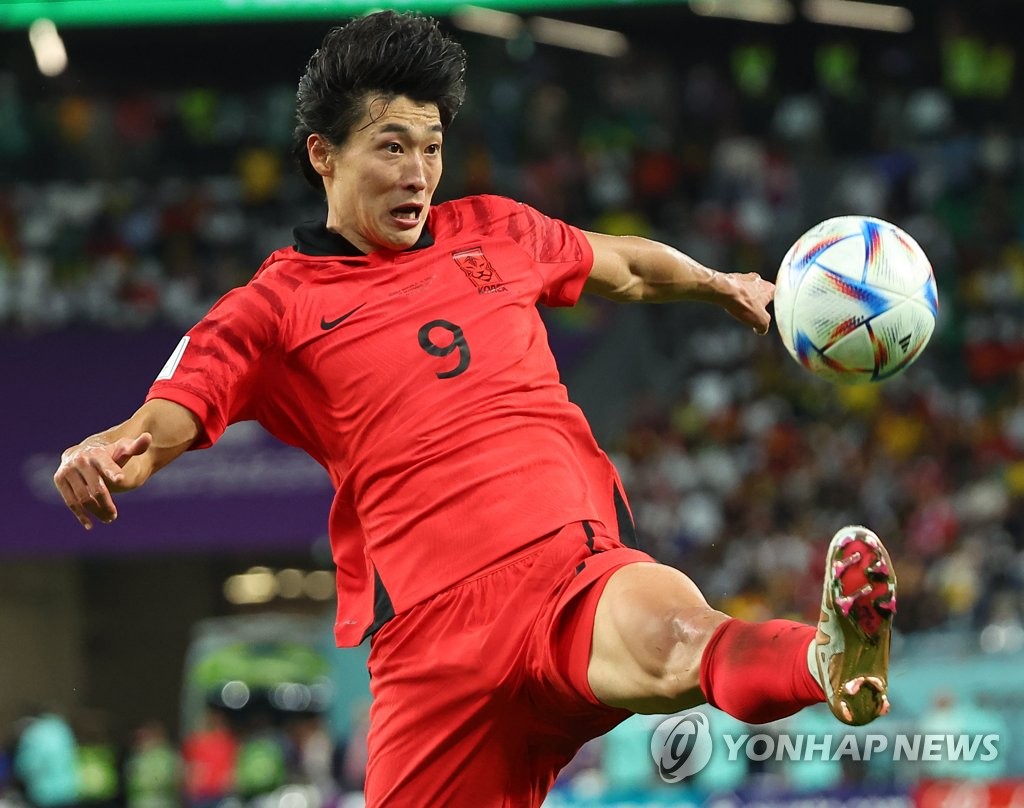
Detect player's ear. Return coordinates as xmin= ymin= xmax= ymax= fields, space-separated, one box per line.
xmin=307 ymin=134 xmax=334 ymax=178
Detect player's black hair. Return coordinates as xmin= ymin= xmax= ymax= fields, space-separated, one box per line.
xmin=292 ymin=11 xmax=467 ymax=192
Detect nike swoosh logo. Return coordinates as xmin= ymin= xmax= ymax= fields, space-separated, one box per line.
xmin=320 ymin=303 xmax=366 ymax=330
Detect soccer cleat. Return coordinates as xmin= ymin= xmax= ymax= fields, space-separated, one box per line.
xmin=813 ymin=525 xmax=897 ymax=726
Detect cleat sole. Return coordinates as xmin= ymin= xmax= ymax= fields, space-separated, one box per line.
xmin=816 ymin=525 xmax=896 ymax=726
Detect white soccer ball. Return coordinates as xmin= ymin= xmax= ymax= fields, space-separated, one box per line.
xmin=773 ymin=215 xmax=938 ymax=384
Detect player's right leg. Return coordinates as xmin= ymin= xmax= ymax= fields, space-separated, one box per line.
xmin=587 ymin=525 xmax=896 ymax=726
xmin=586 ymin=562 xmax=730 ymax=714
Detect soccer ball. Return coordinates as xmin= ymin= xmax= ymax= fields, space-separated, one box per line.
xmin=773 ymin=216 xmax=938 ymax=384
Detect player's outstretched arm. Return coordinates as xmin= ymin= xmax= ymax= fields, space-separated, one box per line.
xmin=582 ymin=231 xmax=775 ymax=334
xmin=53 ymin=398 xmax=200 ymax=530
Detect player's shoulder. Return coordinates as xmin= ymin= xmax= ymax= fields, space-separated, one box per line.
xmin=431 ymin=194 xmax=537 ymax=239
xmin=245 ymin=245 xmax=323 ymax=296
xmin=204 ymin=246 xmax=312 ymax=322
xmin=253 ymin=244 xmax=315 ymax=281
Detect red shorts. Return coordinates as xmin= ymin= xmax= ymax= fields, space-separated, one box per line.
xmin=363 ymin=521 xmax=654 ymax=807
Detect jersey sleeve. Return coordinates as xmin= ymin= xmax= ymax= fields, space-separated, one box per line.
xmin=145 ymin=278 xmax=283 ymax=448
xmin=486 ymin=197 xmax=594 ymax=308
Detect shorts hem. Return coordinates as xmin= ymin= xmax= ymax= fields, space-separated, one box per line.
xmin=559 ymin=546 xmax=656 ymax=710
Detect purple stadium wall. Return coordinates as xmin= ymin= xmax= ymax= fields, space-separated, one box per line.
xmin=4 ymin=328 xmax=334 ymax=555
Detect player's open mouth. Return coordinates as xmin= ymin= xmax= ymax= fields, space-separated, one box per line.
xmin=390 ymin=204 xmax=423 ymax=227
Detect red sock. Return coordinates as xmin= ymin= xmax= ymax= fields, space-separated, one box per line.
xmin=699 ymin=618 xmax=826 ymax=724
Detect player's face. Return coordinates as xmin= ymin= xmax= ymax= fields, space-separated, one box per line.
xmin=326 ymin=95 xmax=443 ymax=253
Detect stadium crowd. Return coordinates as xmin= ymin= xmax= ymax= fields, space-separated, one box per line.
xmin=2 ymin=7 xmax=1023 ymax=805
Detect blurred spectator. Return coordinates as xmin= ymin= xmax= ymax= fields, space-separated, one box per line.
xmin=10 ymin=710 xmax=78 ymax=808
xmin=74 ymin=711 xmax=119 ymax=808
xmin=917 ymin=691 xmax=1011 ymax=782
xmin=233 ymin=714 xmax=285 ymax=800
xmin=180 ymin=708 xmax=235 ymax=808
xmin=338 ymin=702 xmax=370 ymax=795
xmin=600 ymin=715 xmax=657 ymax=793
xmin=123 ymin=721 xmax=182 ymax=808
xmin=284 ymin=714 xmax=335 ymax=797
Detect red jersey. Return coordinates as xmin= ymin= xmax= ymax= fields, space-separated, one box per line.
xmin=147 ymin=195 xmax=636 ymax=646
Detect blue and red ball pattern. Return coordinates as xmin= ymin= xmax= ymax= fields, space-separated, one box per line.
xmin=775 ymin=216 xmax=938 ymax=384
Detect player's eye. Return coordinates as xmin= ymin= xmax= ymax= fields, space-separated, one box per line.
xmin=425 ymin=143 xmax=442 ymax=155
xmin=385 ymin=143 xmax=402 ymax=154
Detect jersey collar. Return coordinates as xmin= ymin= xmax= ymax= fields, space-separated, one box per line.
xmin=293 ymin=221 xmax=435 ymax=257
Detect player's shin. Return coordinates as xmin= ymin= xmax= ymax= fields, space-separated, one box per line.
xmin=698 ymin=618 xmax=826 ymax=725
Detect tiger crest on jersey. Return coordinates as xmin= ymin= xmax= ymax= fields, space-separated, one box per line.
xmin=452 ymin=247 xmax=508 ymax=294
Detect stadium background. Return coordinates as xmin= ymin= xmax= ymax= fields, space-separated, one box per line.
xmin=1 ymin=0 xmax=1023 ymax=805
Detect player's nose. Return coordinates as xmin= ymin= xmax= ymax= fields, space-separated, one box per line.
xmin=402 ymin=155 xmax=428 ymax=191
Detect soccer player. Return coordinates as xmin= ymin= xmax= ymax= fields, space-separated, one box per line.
xmin=54 ymin=12 xmax=896 ymax=806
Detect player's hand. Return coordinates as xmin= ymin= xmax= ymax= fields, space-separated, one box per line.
xmin=53 ymin=433 xmax=152 ymax=530
xmin=720 ymin=272 xmax=775 ymax=335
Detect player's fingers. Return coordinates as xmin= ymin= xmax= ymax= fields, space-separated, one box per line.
xmin=754 ymin=280 xmax=773 ymax=334
xmin=86 ymin=477 xmax=118 ymax=522
xmin=131 ymin=432 xmax=153 ymax=453
xmin=111 ymin=432 xmax=152 ymax=467
xmin=88 ymin=453 xmax=125 ymax=486
xmin=54 ymin=474 xmax=93 ymax=530
xmin=66 ymin=463 xmax=117 ymax=523
xmin=56 ymin=471 xmax=96 ymax=530
xmin=62 ymin=466 xmax=92 ymax=503
xmin=731 ymin=299 xmax=771 ymax=335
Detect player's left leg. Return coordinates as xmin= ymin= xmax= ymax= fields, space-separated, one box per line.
xmin=363 ymin=524 xmax=641 ymax=808
xmin=588 ymin=525 xmax=896 ymax=726
xmin=363 ymin=546 xmax=558 ymax=808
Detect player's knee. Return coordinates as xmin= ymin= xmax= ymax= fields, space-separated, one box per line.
xmin=595 ymin=600 xmax=728 ymax=711
xmin=591 ymin=564 xmax=730 ymax=711
xmin=640 ymin=604 xmax=728 ymax=704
